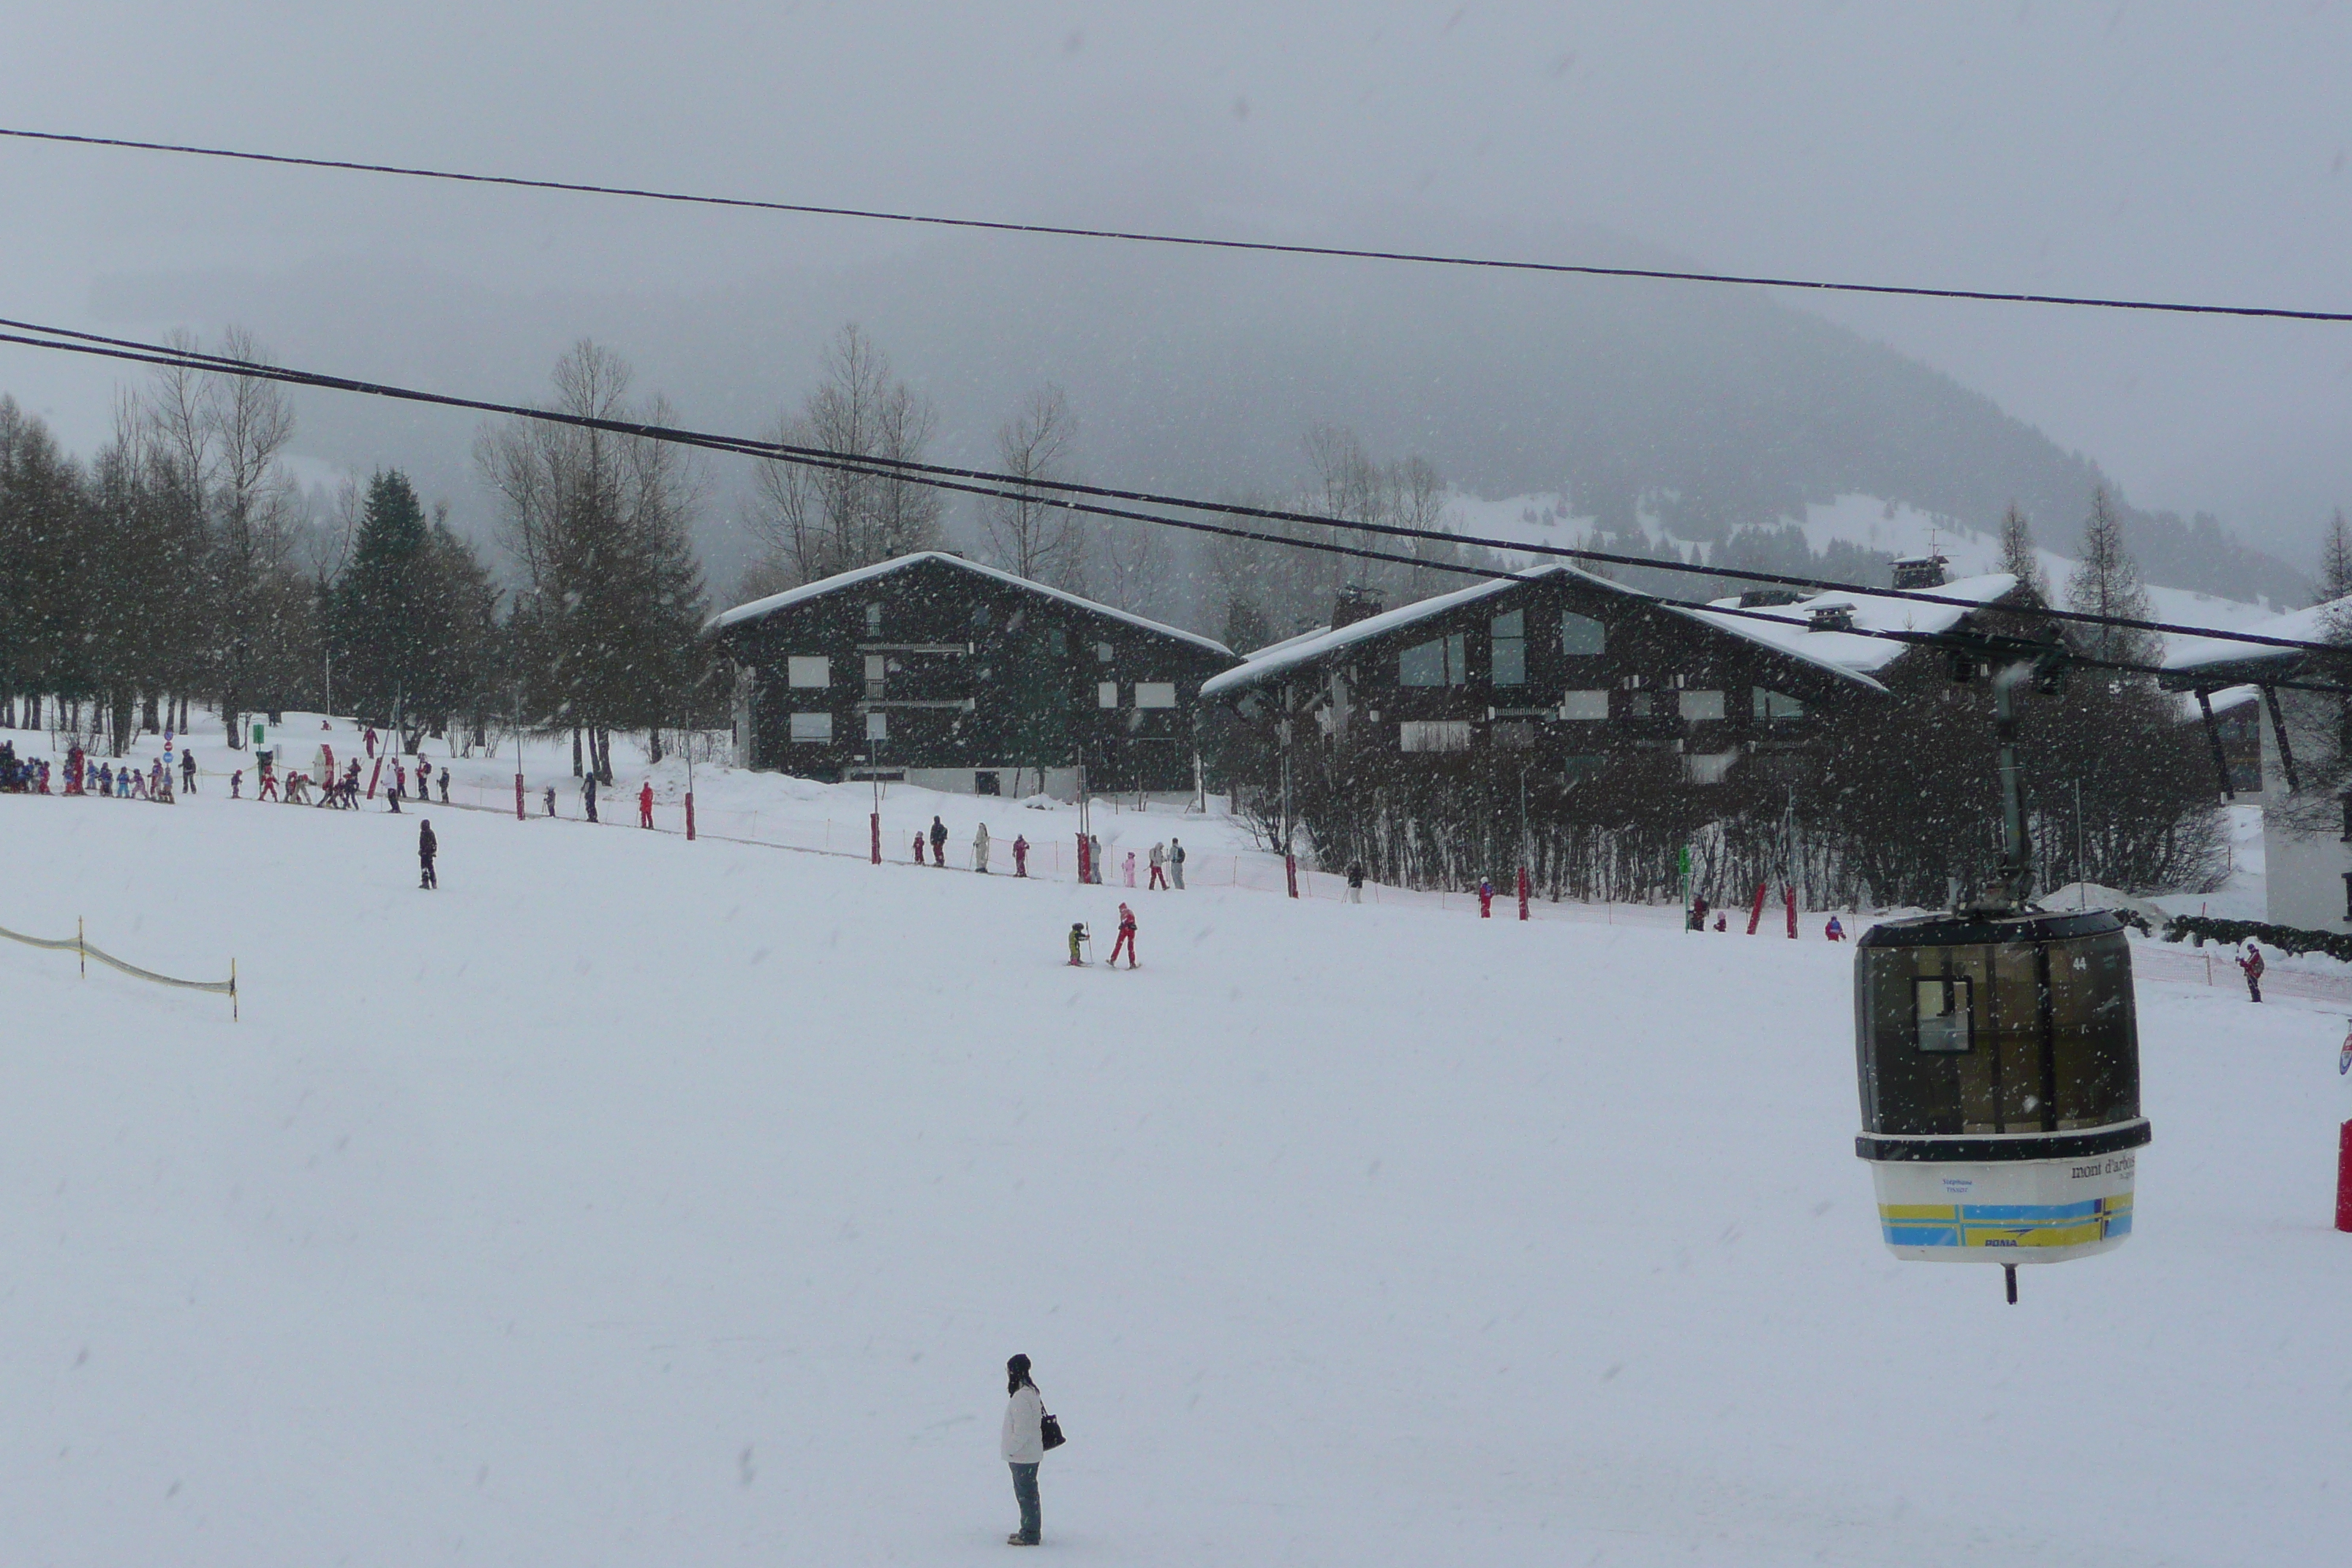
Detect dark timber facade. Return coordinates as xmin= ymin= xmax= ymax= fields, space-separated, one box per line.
xmin=708 ymin=553 xmax=1236 ymax=796
xmin=1202 ymin=564 xmax=1884 ymax=789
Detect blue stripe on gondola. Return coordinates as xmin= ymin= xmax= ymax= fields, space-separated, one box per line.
xmin=1959 ymin=1201 xmax=2102 ymax=1221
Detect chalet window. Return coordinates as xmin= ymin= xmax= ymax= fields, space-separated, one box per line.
xmin=1560 ymin=690 xmax=1610 ymax=720
xmin=864 ymin=654 xmax=886 ymax=699
xmin=1134 ymin=682 xmax=1177 ymax=709
xmin=1628 ymin=693 xmax=1655 ymax=717
xmin=866 ymin=711 xmax=888 ymax=742
xmin=1049 ymin=627 xmax=1068 ymax=656
xmin=1400 ymin=720 xmax=1472 ymax=753
xmin=1491 ymin=611 xmax=1526 ymax=686
xmin=790 ymin=712 xmax=834 ymax=744
xmin=1493 ymin=720 xmax=1536 ymax=748
xmin=787 ymin=655 xmax=831 ymax=689
xmin=973 ymin=603 xmax=993 ymax=627
xmin=1561 ymin=612 xmax=1606 ymax=656
xmin=1096 ymin=641 xmax=1115 ymax=663
xmin=864 ymin=602 xmax=882 ymax=633
xmin=1098 ymin=682 xmax=1119 ymax=708
xmin=1400 ymin=633 xmax=1467 ymax=687
xmin=1752 ymin=688 xmax=1805 ymax=720
xmin=1679 ymin=690 xmax=1725 ymax=721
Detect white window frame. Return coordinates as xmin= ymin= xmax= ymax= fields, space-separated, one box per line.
xmin=864 ymin=711 xmax=888 ymax=742
xmin=1399 ymin=719 xmax=1473 ymax=753
xmin=1679 ymin=689 xmax=1726 ymax=721
xmin=1134 ymin=681 xmax=1177 ymax=709
xmin=1098 ymin=682 xmax=1119 ymax=709
xmin=1559 ymin=690 xmax=1610 ymax=720
xmin=787 ymin=655 xmax=831 ymax=689
xmin=790 ymin=711 xmax=834 ymax=744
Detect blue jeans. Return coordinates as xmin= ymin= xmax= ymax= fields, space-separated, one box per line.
xmin=1009 ymin=1462 xmax=1041 ymax=1543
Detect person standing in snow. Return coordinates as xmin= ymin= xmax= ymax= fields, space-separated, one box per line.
xmin=1169 ymin=837 xmax=1185 ymax=890
xmin=1108 ymin=901 xmax=1138 ymax=968
xmin=1477 ymin=876 xmax=1493 ymax=918
xmin=181 ymin=749 xmax=198 ymax=794
xmin=1066 ymin=922 xmax=1088 ymax=966
xmin=385 ymin=772 xmax=402 ymax=812
xmin=257 ymin=761 xmax=278 ymax=802
xmin=930 ymin=815 xmax=949 ymax=867
xmin=973 ymin=823 xmax=991 ymax=872
xmin=1013 ymin=832 xmax=1029 ymax=878
xmin=1121 ymin=850 xmax=1136 ymax=888
xmin=1824 ymin=916 xmax=1845 ymax=941
xmin=418 ymin=819 xmax=438 ymax=889
xmin=229 ymin=767 xmax=241 ymax=799
xmin=582 ymin=772 xmax=598 ymax=823
xmin=543 ymin=785 xmax=557 ymax=818
xmin=363 ymin=725 xmax=377 ymax=760
xmin=393 ymin=759 xmax=407 ymax=801
xmin=913 ymin=831 xmax=927 ymax=865
xmin=638 ymin=780 xmax=655 ymax=829
xmin=2238 ymin=941 xmax=2265 ymax=1003
xmin=1147 ymin=843 xmax=1166 ymax=889
xmin=1347 ymin=862 xmax=1365 ymax=903
xmin=1001 ymin=1354 xmax=1047 ymax=1546
xmin=437 ymin=765 xmax=451 ymax=804
xmin=1089 ymin=834 xmax=1104 ymax=884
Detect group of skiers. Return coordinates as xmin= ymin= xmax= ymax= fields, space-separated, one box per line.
xmin=1074 ymin=832 xmax=1186 ymax=889
xmin=33 ymin=745 xmax=177 ymax=802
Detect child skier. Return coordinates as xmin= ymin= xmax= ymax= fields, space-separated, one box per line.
xmin=1013 ymin=833 xmax=1029 ymax=878
xmin=2238 ymin=941 xmax=2264 ymax=1003
xmin=1067 ymin=923 xmax=1089 ymax=967
xmin=639 ymin=780 xmax=655 ymax=828
xmin=1477 ymin=877 xmax=1493 ymax=918
xmin=1108 ymin=902 xmax=1139 ymax=969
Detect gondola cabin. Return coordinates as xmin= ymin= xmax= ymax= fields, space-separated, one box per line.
xmin=1855 ymin=908 xmax=2149 ymax=1279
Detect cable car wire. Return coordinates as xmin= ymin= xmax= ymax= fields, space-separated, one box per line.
xmin=4 ymin=126 xmax=2351 ymax=327
xmin=0 ymin=311 xmax=2337 ymax=667
xmin=2 ymin=317 xmax=2346 ymax=698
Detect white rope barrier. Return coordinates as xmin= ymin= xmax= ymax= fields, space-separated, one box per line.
xmin=0 ymin=916 xmax=238 ymax=1019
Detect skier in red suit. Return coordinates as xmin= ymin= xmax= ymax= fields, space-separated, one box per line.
xmin=638 ymin=781 xmax=655 ymax=828
xmin=1108 ymin=902 xmax=1139 ymax=969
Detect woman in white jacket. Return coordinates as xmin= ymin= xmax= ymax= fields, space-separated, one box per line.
xmin=1001 ymin=1354 xmax=1044 ymax=1545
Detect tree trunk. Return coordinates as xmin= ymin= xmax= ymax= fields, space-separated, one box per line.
xmin=572 ymin=726 xmax=583 ymax=777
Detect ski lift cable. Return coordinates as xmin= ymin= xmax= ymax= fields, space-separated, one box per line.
xmin=0 ymin=312 xmax=2337 ymax=667
xmin=4 ymin=126 xmax=2351 ymax=326
xmin=2 ymin=320 xmax=2346 ymax=699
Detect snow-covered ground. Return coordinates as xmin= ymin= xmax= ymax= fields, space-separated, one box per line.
xmin=5 ymin=721 xmax=2352 ymax=1565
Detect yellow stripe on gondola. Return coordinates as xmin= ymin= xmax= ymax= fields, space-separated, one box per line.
xmin=1881 ymin=1204 xmax=1959 ymax=1221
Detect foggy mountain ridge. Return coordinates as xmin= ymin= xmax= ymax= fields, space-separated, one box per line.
xmin=83 ymin=208 xmax=2310 ymax=617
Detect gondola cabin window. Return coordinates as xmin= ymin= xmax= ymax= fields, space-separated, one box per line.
xmin=1400 ymin=634 xmax=1467 ymax=687
xmin=1561 ymin=612 xmax=1605 ymax=657
xmin=1490 ymin=611 xmax=1526 ymax=685
xmin=1915 ymin=976 xmax=1972 ymax=1052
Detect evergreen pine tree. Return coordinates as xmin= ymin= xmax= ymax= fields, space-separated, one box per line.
xmin=1997 ymin=502 xmax=2051 ymax=606
xmin=333 ymin=470 xmax=432 ymax=725
xmin=2317 ymin=508 xmax=2352 ymax=605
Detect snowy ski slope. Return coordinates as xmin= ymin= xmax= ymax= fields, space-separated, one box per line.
xmin=3 ymin=774 xmax=2349 ymax=1564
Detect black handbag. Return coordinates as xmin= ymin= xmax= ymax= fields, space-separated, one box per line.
xmin=1040 ymin=1409 xmax=1066 ymax=1451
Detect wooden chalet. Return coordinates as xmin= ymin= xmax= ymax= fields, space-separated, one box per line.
xmin=706 ymin=552 xmax=1237 ymax=796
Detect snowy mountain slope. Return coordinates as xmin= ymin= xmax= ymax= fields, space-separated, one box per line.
xmin=3 ymin=766 xmax=2349 ymax=1564
xmin=1450 ymin=488 xmax=2285 ymax=654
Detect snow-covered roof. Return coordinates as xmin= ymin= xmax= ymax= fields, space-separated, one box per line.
xmin=2161 ymin=594 xmax=2352 ymax=678
xmin=706 ymin=551 xmax=1234 ymax=658
xmin=2175 ymin=683 xmax=2259 ymax=722
xmin=1682 ymin=572 xmax=2019 ymax=677
xmin=1199 ymin=562 xmax=1904 ymax=700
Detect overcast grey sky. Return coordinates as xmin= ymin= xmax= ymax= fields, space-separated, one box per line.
xmin=3 ymin=1 xmax=2348 ymax=554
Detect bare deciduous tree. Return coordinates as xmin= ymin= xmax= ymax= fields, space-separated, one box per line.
xmin=981 ymin=385 xmax=1082 ymax=586
xmin=748 ymin=325 xmax=943 ymax=587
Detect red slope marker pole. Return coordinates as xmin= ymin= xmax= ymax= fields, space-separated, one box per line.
xmin=1784 ymin=885 xmax=1798 ymax=939
xmin=2337 ymin=1121 xmax=2352 ymax=1232
xmin=1518 ymin=865 xmax=1530 ymax=921
xmin=685 ymin=792 xmax=696 ymax=841
xmin=514 ymin=771 xmax=525 ymax=821
xmin=1747 ymin=883 xmax=1767 ymax=935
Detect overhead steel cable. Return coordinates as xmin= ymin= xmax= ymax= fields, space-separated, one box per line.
xmin=5 ymin=126 xmax=2352 ymax=326
xmin=0 ymin=312 xmax=2337 ymax=666
xmin=1 ymin=317 xmax=2345 ymax=698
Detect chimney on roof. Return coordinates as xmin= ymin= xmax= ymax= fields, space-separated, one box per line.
xmin=1331 ymin=584 xmax=1386 ymax=630
xmin=1808 ymin=603 xmax=1857 ymax=633
xmin=1891 ymin=554 xmax=1948 ymax=590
